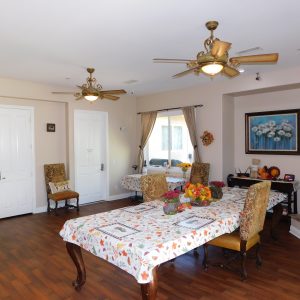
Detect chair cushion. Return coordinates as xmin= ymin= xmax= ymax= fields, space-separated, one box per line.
xmin=48 ymin=190 xmax=79 ymax=201
xmin=207 ymin=231 xmax=260 ymax=251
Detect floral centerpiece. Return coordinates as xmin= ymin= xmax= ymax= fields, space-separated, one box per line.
xmin=162 ymin=190 xmax=180 ymax=215
xmin=184 ymin=182 xmax=212 ymax=206
xmin=209 ymin=181 xmax=225 ymax=199
xmin=177 ymin=162 xmax=192 ymax=178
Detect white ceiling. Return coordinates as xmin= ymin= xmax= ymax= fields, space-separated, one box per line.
xmin=1 ymin=0 xmax=300 ymax=96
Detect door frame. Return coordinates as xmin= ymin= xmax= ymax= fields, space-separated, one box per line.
xmin=74 ymin=109 xmax=109 ymax=202
xmin=0 ymin=104 xmax=36 ymax=214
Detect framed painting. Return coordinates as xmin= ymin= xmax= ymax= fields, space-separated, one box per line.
xmin=245 ymin=109 xmax=300 ymax=155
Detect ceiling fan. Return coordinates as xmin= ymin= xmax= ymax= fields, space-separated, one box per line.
xmin=52 ymin=68 xmax=126 ymax=102
xmin=153 ymin=21 xmax=279 ymax=78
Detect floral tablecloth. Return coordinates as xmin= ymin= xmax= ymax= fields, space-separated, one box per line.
xmin=59 ymin=187 xmax=286 ymax=284
xmin=121 ymin=174 xmax=186 ymax=192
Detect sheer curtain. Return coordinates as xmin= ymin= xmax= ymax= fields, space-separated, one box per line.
xmin=182 ymin=106 xmax=201 ymax=162
xmin=137 ymin=111 xmax=157 ymax=173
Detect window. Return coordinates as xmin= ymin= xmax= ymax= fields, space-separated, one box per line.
xmin=146 ymin=110 xmax=194 ymax=167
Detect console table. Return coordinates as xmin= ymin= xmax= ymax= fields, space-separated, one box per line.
xmin=227 ymin=175 xmax=298 ymax=214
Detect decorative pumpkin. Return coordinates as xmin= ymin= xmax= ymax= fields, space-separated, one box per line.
xmin=268 ymin=166 xmax=280 ymax=179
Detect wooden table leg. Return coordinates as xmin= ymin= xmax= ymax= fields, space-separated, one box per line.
xmin=140 ymin=267 xmax=158 ymax=300
xmin=271 ymin=203 xmax=283 ymax=240
xmin=66 ymin=242 xmax=86 ymax=290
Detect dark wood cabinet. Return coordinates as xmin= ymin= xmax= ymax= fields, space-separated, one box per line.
xmin=227 ymin=175 xmax=298 ymax=214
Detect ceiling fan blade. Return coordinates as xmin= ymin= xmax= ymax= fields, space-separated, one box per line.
xmin=172 ymin=66 xmax=199 ymax=78
xmin=75 ymin=96 xmax=83 ymax=101
xmin=101 ymin=89 xmax=126 ymax=95
xmin=229 ymin=53 xmax=279 ymax=65
xmin=102 ymin=94 xmax=119 ymax=101
xmin=153 ymin=58 xmax=193 ymax=63
xmin=223 ymin=65 xmax=240 ymax=77
xmin=52 ymin=92 xmax=75 ymax=95
xmin=211 ymin=40 xmax=231 ymax=58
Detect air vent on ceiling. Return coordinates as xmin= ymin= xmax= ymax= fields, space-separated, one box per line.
xmin=124 ymin=79 xmax=138 ymax=84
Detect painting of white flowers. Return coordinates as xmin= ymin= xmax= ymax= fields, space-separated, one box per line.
xmin=245 ymin=109 xmax=300 ymax=155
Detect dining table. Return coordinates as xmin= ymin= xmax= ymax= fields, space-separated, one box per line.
xmin=59 ymin=187 xmax=286 ymax=299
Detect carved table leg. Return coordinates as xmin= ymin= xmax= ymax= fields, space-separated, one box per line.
xmin=271 ymin=203 xmax=283 ymax=240
xmin=140 ymin=267 xmax=158 ymax=300
xmin=66 ymin=242 xmax=86 ymax=290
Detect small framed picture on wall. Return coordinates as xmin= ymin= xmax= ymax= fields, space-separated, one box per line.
xmin=47 ymin=123 xmax=56 ymax=132
xmin=284 ymin=174 xmax=295 ymax=182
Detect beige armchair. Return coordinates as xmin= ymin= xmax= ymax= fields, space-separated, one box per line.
xmin=203 ymin=181 xmax=271 ymax=279
xmin=44 ymin=163 xmax=79 ymax=214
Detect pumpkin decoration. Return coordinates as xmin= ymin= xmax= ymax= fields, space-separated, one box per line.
xmin=268 ymin=166 xmax=280 ymax=179
xmin=258 ymin=165 xmax=280 ymax=180
xmin=258 ymin=166 xmax=271 ymax=179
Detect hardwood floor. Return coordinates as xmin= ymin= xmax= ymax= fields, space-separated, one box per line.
xmin=1 ymin=199 xmax=300 ymax=300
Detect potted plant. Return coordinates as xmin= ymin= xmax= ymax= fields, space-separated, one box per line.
xmin=162 ymin=190 xmax=180 ymax=215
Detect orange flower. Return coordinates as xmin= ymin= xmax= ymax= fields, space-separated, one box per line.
xmin=141 ymin=271 xmax=149 ymax=281
xmin=100 ymin=239 xmax=104 ymax=246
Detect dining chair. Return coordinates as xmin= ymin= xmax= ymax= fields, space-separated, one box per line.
xmin=202 ymin=181 xmax=271 ymax=280
xmin=140 ymin=174 xmax=168 ymax=202
xmin=189 ymin=162 xmax=210 ymax=185
xmin=44 ymin=163 xmax=80 ymax=214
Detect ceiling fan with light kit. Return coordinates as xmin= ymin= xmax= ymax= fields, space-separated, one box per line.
xmin=52 ymin=68 xmax=126 ymax=102
xmin=153 ymin=21 xmax=279 ymax=78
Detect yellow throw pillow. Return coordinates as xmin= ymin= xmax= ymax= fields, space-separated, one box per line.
xmin=49 ymin=180 xmax=70 ymax=194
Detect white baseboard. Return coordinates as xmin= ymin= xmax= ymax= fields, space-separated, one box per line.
xmin=290 ymin=226 xmax=300 ymax=239
xmin=33 ymin=206 xmax=47 ymax=214
xmin=33 ymin=193 xmax=134 ymax=214
xmin=108 ymin=192 xmax=134 ymax=201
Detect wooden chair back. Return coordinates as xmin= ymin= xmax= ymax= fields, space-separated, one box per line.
xmin=189 ymin=162 xmax=210 ymax=186
xmin=141 ymin=174 xmax=168 ymax=202
xmin=44 ymin=163 xmax=67 ymax=194
xmin=240 ymin=181 xmax=271 ymax=241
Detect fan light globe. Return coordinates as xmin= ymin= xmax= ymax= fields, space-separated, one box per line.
xmin=84 ymin=95 xmax=98 ymax=101
xmin=201 ymin=63 xmax=223 ymax=76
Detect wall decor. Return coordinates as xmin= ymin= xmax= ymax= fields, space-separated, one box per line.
xmin=245 ymin=109 xmax=300 ymax=155
xmin=200 ymin=130 xmax=214 ymax=146
xmin=47 ymin=123 xmax=56 ymax=132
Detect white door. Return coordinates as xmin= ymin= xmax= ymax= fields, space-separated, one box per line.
xmin=74 ymin=110 xmax=108 ymax=204
xmin=0 ymin=106 xmax=35 ymax=218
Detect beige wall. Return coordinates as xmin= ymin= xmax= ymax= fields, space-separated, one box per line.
xmin=234 ymin=88 xmax=300 ymax=180
xmin=137 ymin=66 xmax=300 ymax=183
xmin=0 ymin=77 xmax=137 ymax=210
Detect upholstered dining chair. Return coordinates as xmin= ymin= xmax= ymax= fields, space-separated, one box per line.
xmin=44 ymin=163 xmax=79 ymax=214
xmin=202 ymin=181 xmax=271 ymax=280
xmin=189 ymin=162 xmax=210 ymax=185
xmin=140 ymin=174 xmax=168 ymax=202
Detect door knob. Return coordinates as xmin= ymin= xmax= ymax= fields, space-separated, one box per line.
xmin=101 ymin=163 xmax=104 ymax=171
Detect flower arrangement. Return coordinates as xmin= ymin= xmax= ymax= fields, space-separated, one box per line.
xmin=184 ymin=182 xmax=211 ymax=205
xmin=209 ymin=181 xmax=225 ymax=188
xmin=162 ymin=190 xmax=180 ymax=215
xmin=177 ymin=162 xmax=192 ymax=172
xmin=162 ymin=190 xmax=180 ymax=203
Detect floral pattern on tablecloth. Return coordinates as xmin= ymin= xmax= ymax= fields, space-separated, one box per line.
xmin=121 ymin=174 xmax=186 ymax=192
xmin=59 ymin=188 xmax=286 ymax=284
